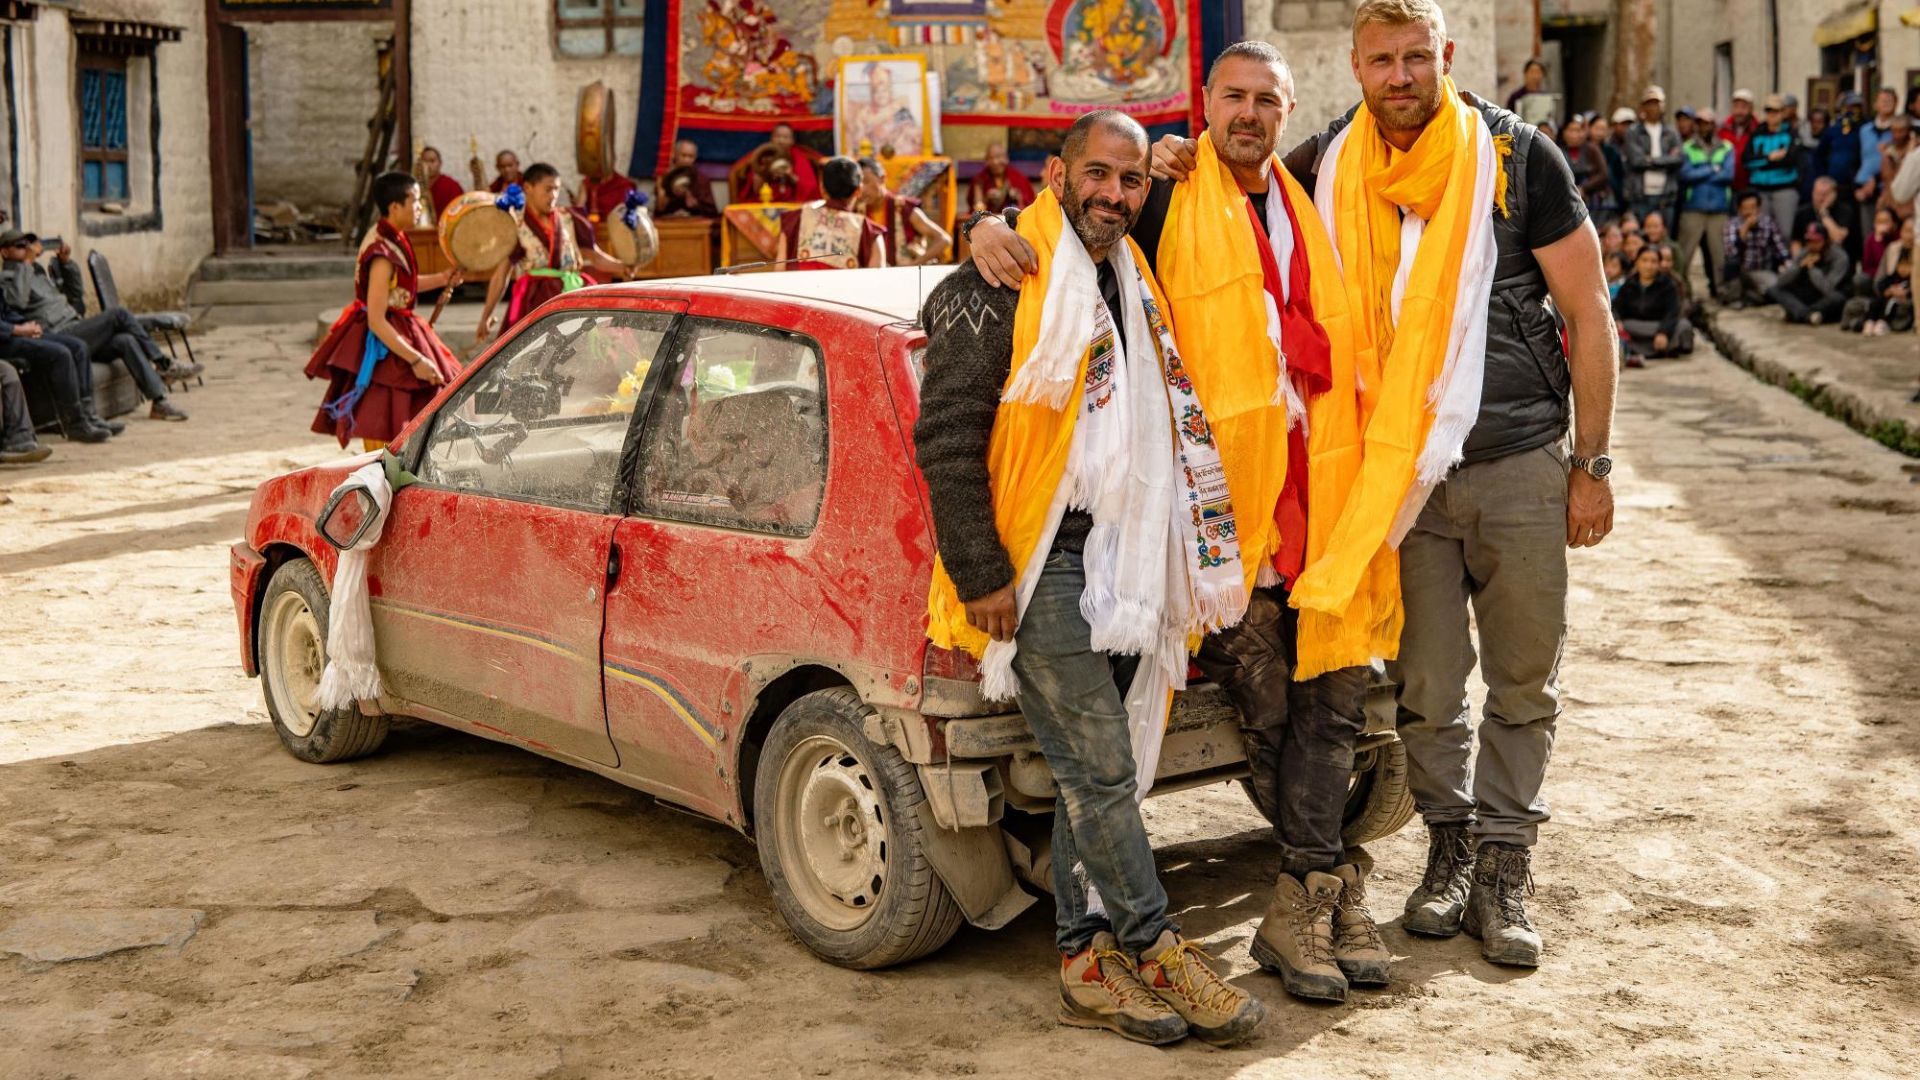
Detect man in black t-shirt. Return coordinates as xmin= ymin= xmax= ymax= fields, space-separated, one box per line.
xmin=1256 ymin=0 xmax=1615 ymax=972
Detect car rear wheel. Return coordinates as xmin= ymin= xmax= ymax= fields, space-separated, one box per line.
xmin=754 ymin=687 xmax=964 ymax=969
xmin=259 ymin=558 xmax=390 ymax=764
xmin=1238 ymin=735 xmax=1416 ymax=848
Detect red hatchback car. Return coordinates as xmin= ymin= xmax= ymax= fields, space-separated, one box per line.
xmin=231 ymin=269 xmax=1412 ymax=969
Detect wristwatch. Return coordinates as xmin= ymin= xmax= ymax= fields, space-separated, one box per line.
xmin=1569 ymin=453 xmax=1613 ymax=479
xmin=960 ymin=207 xmax=1015 ymax=244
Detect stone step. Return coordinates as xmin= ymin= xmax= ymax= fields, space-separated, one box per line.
xmin=187 ymin=277 xmax=355 ymax=307
xmin=197 ymin=252 xmax=357 ymax=282
xmin=201 ymin=301 xmax=346 ymax=328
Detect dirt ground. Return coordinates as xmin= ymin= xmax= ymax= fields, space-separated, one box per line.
xmin=2 ymin=321 xmax=1919 ymax=1080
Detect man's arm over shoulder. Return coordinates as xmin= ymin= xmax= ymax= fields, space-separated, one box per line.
xmin=913 ymin=265 xmax=1019 ymax=601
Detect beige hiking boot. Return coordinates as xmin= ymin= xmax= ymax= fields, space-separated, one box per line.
xmin=1058 ymin=931 xmax=1189 ymax=1045
xmin=1136 ymin=930 xmax=1266 ymax=1047
xmin=1331 ymin=858 xmax=1392 ymax=987
xmin=1248 ymin=870 xmax=1348 ymax=1002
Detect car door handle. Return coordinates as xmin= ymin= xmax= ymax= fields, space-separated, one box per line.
xmin=605 ymin=542 xmax=624 ymax=593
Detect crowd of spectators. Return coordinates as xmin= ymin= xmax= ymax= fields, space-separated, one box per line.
xmin=1543 ymin=75 xmax=1918 ymax=389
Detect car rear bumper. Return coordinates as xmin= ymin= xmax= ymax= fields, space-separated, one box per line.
xmin=231 ymin=541 xmax=267 ymax=677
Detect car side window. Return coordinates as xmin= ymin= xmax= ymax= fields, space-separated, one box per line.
xmin=418 ymin=310 xmax=674 ymax=512
xmin=633 ymin=318 xmax=827 ymax=536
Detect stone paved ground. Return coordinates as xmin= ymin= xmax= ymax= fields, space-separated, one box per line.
xmin=2 ymin=319 xmax=1918 ymax=1079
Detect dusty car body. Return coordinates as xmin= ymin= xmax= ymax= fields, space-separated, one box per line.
xmin=231 ymin=268 xmax=1412 ymax=968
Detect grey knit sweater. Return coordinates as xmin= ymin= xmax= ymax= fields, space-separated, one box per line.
xmin=913 ymin=264 xmax=1094 ymax=602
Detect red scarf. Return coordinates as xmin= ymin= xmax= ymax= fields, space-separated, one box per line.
xmin=1247 ymin=184 xmax=1333 ymax=587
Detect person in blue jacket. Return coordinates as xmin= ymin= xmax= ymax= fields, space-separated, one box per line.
xmin=1675 ymin=106 xmax=1736 ymax=296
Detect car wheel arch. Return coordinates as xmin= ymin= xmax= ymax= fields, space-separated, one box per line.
xmin=251 ymin=541 xmax=319 ymax=673
xmin=735 ymin=662 xmax=857 ymax=837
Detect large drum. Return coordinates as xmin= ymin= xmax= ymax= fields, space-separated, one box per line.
xmin=604 ymin=208 xmax=659 ymax=272
xmin=576 ymin=81 xmax=617 ymax=181
xmin=437 ymin=191 xmax=517 ymax=275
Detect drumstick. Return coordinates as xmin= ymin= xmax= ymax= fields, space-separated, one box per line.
xmin=429 ymin=286 xmax=452 ymax=327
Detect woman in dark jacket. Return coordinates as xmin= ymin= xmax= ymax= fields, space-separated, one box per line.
xmin=1612 ymin=246 xmax=1694 ymax=359
xmin=1561 ymin=117 xmax=1613 ymax=221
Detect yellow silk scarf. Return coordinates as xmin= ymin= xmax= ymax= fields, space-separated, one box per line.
xmin=925 ymin=189 xmax=1173 ymax=658
xmin=1288 ymin=79 xmax=1490 ymax=650
xmin=1158 ymin=134 xmax=1391 ymax=678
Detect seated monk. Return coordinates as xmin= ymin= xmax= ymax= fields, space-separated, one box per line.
xmin=731 ymin=122 xmax=823 ymax=203
xmin=415 ymin=146 xmax=465 ymax=221
xmin=581 ymin=170 xmax=639 ymax=224
xmin=488 ymin=150 xmax=524 ymax=195
xmin=657 ymin=138 xmax=719 ymax=218
xmin=966 ymin=142 xmax=1036 ymax=213
xmin=776 ymin=156 xmax=886 ymax=269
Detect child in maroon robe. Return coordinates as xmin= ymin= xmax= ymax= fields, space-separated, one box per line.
xmin=476 ymin=162 xmax=629 ymax=344
xmin=305 ymin=171 xmax=464 ymax=450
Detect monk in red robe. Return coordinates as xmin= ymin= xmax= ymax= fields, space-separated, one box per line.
xmin=306 ymin=171 xmax=463 ymax=450
xmin=476 ymin=162 xmax=630 ymax=344
xmin=415 ymin=147 xmax=465 ymax=221
xmin=966 ymin=142 xmax=1036 ymax=213
xmin=582 ymin=171 xmax=639 ymax=224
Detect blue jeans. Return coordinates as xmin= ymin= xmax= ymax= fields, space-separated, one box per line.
xmin=1011 ymin=547 xmax=1174 ymax=957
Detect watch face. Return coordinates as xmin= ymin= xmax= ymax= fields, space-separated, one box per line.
xmin=1589 ymin=455 xmax=1613 ymax=478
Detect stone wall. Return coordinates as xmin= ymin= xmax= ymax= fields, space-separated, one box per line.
xmin=11 ymin=0 xmax=213 ymax=309
xmin=408 ymin=1 xmax=642 ymax=203
xmin=247 ymin=21 xmax=391 ymax=214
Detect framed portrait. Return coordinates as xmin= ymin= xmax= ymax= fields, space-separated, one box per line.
xmin=835 ymin=55 xmax=933 ymax=157
xmin=1807 ymin=75 xmax=1842 ymax=117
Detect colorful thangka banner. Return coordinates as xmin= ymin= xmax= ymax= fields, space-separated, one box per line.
xmin=647 ymin=0 xmax=1203 ymax=174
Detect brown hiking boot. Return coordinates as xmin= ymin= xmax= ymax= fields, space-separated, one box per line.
xmin=1463 ymin=842 xmax=1543 ymax=968
xmin=1249 ymin=871 xmax=1348 ymax=1002
xmin=1331 ymin=858 xmax=1391 ymax=987
xmin=1403 ymin=823 xmax=1474 ymax=936
xmin=1137 ymin=930 xmax=1265 ymax=1047
xmin=1058 ymin=932 xmax=1188 ymax=1045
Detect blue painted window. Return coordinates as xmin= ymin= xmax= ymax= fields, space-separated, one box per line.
xmin=79 ymin=57 xmax=131 ymax=204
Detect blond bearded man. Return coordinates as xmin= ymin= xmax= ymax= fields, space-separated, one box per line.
xmin=1166 ymin=0 xmax=1620 ymax=967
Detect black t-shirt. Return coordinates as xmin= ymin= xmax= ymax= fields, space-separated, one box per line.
xmin=1127 ymin=176 xmax=1269 ymax=275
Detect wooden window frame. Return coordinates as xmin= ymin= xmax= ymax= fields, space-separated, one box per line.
xmin=77 ymin=51 xmax=131 ymax=210
xmin=553 ymin=0 xmax=644 ymax=59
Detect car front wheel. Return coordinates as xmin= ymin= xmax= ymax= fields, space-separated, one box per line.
xmin=258 ymin=557 xmax=390 ymax=764
xmin=754 ymin=687 xmax=964 ymax=969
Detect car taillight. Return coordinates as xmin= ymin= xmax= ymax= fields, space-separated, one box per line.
xmin=923 ymin=644 xmax=980 ymax=682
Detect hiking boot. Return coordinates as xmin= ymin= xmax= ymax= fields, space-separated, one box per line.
xmin=149 ymin=398 xmax=189 ymax=422
xmin=1137 ymin=930 xmax=1265 ymax=1047
xmin=58 ymin=406 xmax=111 ymax=444
xmin=1331 ymin=857 xmax=1392 ymax=988
xmin=1463 ymin=842 xmax=1543 ymax=968
xmin=1 ymin=442 xmax=52 ymax=464
xmin=79 ymin=399 xmax=124 ymax=436
xmin=1057 ymin=931 xmax=1188 ymax=1045
xmin=1402 ymin=823 xmax=1474 ymax=937
xmin=1248 ymin=871 xmax=1347 ymax=1002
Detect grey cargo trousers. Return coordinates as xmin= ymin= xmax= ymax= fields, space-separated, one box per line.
xmin=1388 ymin=442 xmax=1570 ymax=848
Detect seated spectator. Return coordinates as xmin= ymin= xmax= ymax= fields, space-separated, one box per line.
xmin=1604 ymin=250 xmax=1628 ymax=297
xmin=0 ymin=230 xmax=188 ymax=420
xmin=415 ymin=146 xmax=464 ymax=221
xmin=581 ymin=169 xmax=639 ymax=225
xmin=967 ymin=142 xmax=1036 ymax=214
xmin=1767 ymin=222 xmax=1851 ymax=324
xmin=0 ymin=297 xmax=117 ymax=441
xmin=487 ymin=150 xmax=524 ymax=195
xmin=1842 ymin=248 xmax=1914 ymax=336
xmin=1859 ymin=207 xmax=1899 ymax=292
xmin=1598 ymin=220 xmax=1624 ymax=259
xmin=1642 ymin=209 xmax=1670 ymax=248
xmin=1622 ymin=229 xmax=1646 ymax=267
xmin=656 ymin=138 xmax=719 ymax=219
xmin=1658 ymin=244 xmax=1690 ymax=308
xmin=1722 ymin=190 xmax=1789 ymax=306
xmin=1614 ymin=246 xmax=1693 ymax=360
xmin=1791 ymin=176 xmax=1856 ymax=260
xmin=0 ymin=360 xmax=52 ymax=464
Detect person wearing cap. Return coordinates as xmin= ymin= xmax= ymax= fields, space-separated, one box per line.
xmin=1857 ymin=87 xmax=1903 ymax=207
xmin=1676 ymin=107 xmax=1735 ymax=296
xmin=1746 ymin=94 xmax=1803 ymax=239
xmin=1813 ymin=91 xmax=1865 ymax=198
xmin=0 ymin=230 xmax=188 ymax=421
xmin=1766 ymin=220 xmax=1851 ymax=324
xmin=1718 ymin=90 xmax=1759 ymax=192
xmin=1674 ymin=106 xmax=1696 ymax=145
xmin=1625 ymin=87 xmax=1682 ymax=222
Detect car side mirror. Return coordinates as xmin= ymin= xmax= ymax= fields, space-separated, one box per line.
xmin=316 ymin=485 xmax=379 ymax=551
